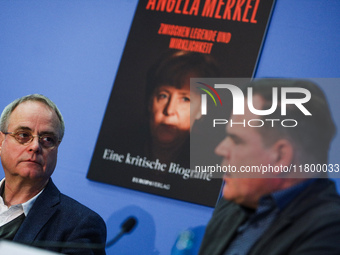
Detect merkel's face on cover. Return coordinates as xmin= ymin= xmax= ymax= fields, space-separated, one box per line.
xmin=149 ymin=83 xmax=196 ymax=148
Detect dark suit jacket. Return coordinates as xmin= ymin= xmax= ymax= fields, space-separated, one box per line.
xmin=199 ymin=179 xmax=340 ymax=255
xmin=12 ymin=179 xmax=107 ymax=255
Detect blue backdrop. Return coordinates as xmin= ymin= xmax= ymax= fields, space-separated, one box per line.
xmin=0 ymin=1 xmax=339 ymax=254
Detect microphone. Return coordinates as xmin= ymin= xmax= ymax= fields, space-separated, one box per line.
xmin=106 ymin=216 xmax=137 ymax=248
xmin=30 ymin=216 xmax=138 ymax=250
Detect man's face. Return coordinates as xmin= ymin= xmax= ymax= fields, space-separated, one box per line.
xmin=150 ymin=83 xmax=200 ymax=147
xmin=0 ymin=101 xmax=61 ymax=184
xmin=215 ymin=95 xmax=277 ymax=208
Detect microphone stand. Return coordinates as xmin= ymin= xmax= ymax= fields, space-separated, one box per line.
xmin=27 ymin=216 xmax=137 ymax=250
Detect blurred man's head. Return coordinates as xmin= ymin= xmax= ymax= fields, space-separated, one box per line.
xmin=215 ymin=79 xmax=336 ymax=208
xmin=245 ymin=79 xmax=335 ymax=165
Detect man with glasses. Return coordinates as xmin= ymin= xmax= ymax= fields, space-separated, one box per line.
xmin=0 ymin=94 xmax=106 ymax=254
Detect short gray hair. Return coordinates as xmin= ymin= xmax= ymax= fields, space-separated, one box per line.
xmin=243 ymin=79 xmax=336 ymax=165
xmin=0 ymin=94 xmax=65 ymax=141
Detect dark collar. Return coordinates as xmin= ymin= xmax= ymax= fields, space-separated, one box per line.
xmin=263 ymin=179 xmax=316 ymax=211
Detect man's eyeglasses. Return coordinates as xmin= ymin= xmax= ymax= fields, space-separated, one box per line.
xmin=2 ymin=130 xmax=60 ymax=149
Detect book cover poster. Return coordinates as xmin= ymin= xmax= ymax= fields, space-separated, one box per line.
xmin=87 ymin=0 xmax=275 ymax=207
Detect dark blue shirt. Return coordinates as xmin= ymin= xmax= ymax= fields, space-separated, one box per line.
xmin=224 ymin=179 xmax=315 ymax=255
